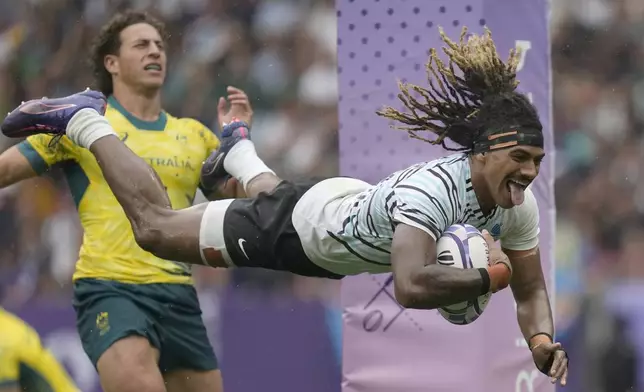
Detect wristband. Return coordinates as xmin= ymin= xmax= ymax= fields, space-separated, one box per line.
xmin=529 ymin=332 xmax=553 ymax=350
xmin=487 ymin=263 xmax=511 ymax=292
xmin=477 ymin=268 xmax=490 ymax=295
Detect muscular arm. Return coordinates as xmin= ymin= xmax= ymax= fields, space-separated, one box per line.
xmin=391 ymin=224 xmax=489 ymax=309
xmin=0 ymin=145 xmax=38 ymax=188
xmin=506 ymin=247 xmax=554 ymax=344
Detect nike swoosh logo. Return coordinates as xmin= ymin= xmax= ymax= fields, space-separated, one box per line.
xmin=238 ymin=238 xmax=250 ymax=260
xmin=211 ymin=153 xmax=223 ymax=171
xmin=120 ymin=132 xmax=129 ymax=143
xmin=202 ymin=153 xmax=223 ymax=178
xmin=19 ymin=102 xmax=78 ymax=115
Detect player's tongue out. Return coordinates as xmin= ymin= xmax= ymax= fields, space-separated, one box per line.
xmin=508 ymin=180 xmax=525 ymax=206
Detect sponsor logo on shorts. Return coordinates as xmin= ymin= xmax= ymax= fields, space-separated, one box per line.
xmin=238 ymin=238 xmax=250 ymax=260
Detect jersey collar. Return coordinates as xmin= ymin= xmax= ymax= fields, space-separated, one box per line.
xmin=107 ymin=95 xmax=167 ymax=131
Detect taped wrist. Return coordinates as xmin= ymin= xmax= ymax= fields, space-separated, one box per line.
xmin=487 ymin=263 xmax=511 ymax=292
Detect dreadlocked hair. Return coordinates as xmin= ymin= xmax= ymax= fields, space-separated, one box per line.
xmin=376 ymin=26 xmax=541 ymax=152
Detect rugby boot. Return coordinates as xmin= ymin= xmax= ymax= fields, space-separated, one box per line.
xmin=1 ymin=89 xmax=107 ymax=138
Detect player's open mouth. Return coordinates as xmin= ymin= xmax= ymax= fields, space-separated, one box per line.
xmin=506 ymin=179 xmax=527 ymax=206
xmin=144 ymin=63 xmax=162 ymax=71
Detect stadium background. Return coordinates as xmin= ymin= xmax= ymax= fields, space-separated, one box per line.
xmin=0 ymin=0 xmax=640 ymax=391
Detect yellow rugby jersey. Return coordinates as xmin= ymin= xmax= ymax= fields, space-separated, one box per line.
xmin=17 ymin=96 xmax=220 ymax=284
xmin=0 ymin=308 xmax=79 ymax=392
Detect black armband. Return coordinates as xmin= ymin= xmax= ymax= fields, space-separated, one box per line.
xmin=477 ymin=268 xmax=490 ymax=295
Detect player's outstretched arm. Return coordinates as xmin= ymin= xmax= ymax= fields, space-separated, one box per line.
xmin=507 ymin=248 xmax=553 ymax=346
xmin=0 ymin=145 xmax=38 ymax=188
xmin=507 ymin=247 xmax=568 ymax=385
xmin=391 ymin=224 xmax=507 ymax=309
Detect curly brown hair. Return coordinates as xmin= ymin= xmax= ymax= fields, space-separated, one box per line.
xmin=377 ymin=26 xmax=541 ymax=152
xmin=88 ymin=10 xmax=169 ymax=96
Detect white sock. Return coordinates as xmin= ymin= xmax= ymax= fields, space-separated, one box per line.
xmin=223 ymin=140 xmax=275 ymax=188
xmin=66 ymin=108 xmax=117 ymax=149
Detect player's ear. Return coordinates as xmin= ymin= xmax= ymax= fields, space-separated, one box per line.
xmin=104 ymin=55 xmax=119 ymax=76
xmin=472 ymin=152 xmax=487 ymax=165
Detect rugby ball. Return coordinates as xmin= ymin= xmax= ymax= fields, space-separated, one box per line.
xmin=436 ymin=224 xmax=491 ymax=325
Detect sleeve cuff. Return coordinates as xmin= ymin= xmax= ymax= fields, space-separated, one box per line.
xmin=393 ymin=215 xmax=439 ymax=240
xmin=500 ymin=236 xmax=539 ymax=251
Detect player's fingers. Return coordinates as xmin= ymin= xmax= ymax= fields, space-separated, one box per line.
xmin=230 ymin=101 xmax=252 ymax=111
xmin=555 ymin=360 xmax=568 ymax=380
xmin=227 ymin=86 xmax=246 ymax=96
xmin=481 ymin=229 xmax=495 ymax=247
xmin=217 ymin=97 xmax=227 ymax=112
xmin=560 ymin=365 xmax=568 ymax=386
xmin=547 ymin=342 xmax=562 ymax=352
xmin=539 ymin=342 xmax=560 ymax=354
xmin=549 ymin=352 xmax=566 ymax=378
xmin=229 ymin=97 xmax=250 ymax=106
xmin=227 ymin=93 xmax=249 ymax=103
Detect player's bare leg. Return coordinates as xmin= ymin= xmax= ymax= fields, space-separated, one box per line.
xmin=4 ymin=91 xmax=230 ymax=269
xmin=90 ymin=133 xmax=236 ymax=270
xmin=87 ymin=134 xmax=207 ymax=263
xmin=71 ymin=110 xmax=232 ymax=268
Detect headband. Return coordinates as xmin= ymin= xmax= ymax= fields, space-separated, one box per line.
xmin=472 ymin=127 xmax=543 ymax=154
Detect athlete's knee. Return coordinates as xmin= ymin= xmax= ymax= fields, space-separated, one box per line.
xmin=133 ymin=224 xmax=164 ymax=255
xmin=97 ymin=336 xmax=165 ymax=392
xmin=131 ymin=208 xmax=173 ymax=255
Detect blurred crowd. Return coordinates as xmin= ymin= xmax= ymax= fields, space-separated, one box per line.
xmin=2 ymin=0 xmax=644 ymax=390
xmin=552 ymin=0 xmax=644 ymax=390
xmin=0 ymin=0 xmax=340 ymax=307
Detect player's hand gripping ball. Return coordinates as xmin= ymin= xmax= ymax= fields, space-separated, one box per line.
xmin=436 ymin=224 xmax=492 ymax=325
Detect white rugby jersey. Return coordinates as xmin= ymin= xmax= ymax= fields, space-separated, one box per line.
xmin=291 ymin=153 xmax=540 ymax=276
